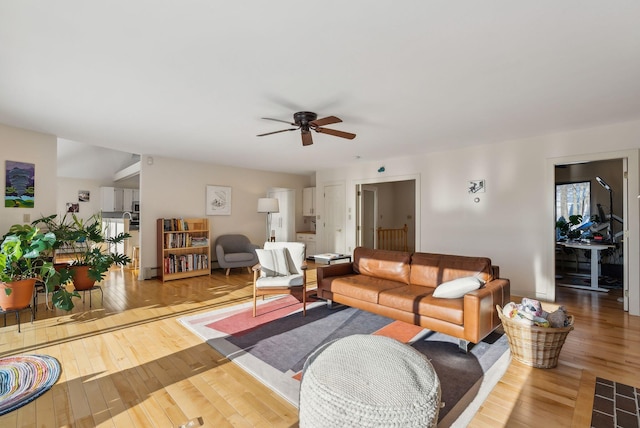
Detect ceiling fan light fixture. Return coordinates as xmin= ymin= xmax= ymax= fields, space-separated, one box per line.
xmin=258 ymin=111 xmax=356 ymax=146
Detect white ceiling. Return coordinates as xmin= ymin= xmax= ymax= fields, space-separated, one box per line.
xmin=1 ymin=1 xmax=640 ymax=176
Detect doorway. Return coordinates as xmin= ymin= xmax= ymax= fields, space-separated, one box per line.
xmin=357 ymin=185 xmax=377 ymax=248
xmin=355 ymin=179 xmax=417 ymax=252
xmin=554 ymin=158 xmax=628 ymax=310
xmin=324 ymin=183 xmax=347 ymax=254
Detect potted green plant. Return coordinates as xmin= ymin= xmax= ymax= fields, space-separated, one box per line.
xmin=34 ymin=213 xmax=131 ymax=291
xmin=31 ymin=213 xmax=80 ymax=262
xmin=0 ymin=223 xmax=77 ymax=311
xmin=555 ymin=214 xmax=583 ymax=241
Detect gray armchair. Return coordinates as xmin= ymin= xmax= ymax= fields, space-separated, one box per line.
xmin=215 ymin=234 xmax=260 ymax=275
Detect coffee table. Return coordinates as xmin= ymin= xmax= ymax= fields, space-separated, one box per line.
xmin=309 ymin=253 xmax=352 ymax=265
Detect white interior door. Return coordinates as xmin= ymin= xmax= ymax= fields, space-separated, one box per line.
xmin=356 ymin=184 xmax=377 ymax=248
xmin=324 ymin=183 xmax=346 ymax=254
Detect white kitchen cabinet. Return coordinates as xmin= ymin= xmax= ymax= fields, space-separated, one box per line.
xmin=296 ymin=233 xmax=317 ymax=257
xmin=101 ymin=187 xmax=125 ymax=212
xmin=101 ymin=187 xmax=139 ymax=212
xmin=123 ymin=188 xmax=134 ymax=212
xmin=302 ymin=187 xmax=316 ymax=216
xmin=267 ymin=187 xmax=295 ymax=242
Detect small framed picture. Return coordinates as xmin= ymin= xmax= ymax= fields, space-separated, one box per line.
xmin=468 ymin=180 xmax=485 ymax=194
xmin=66 ymin=202 xmax=80 ymax=213
xmin=78 ymin=190 xmax=90 ymax=202
xmin=206 ymin=185 xmax=232 ymax=215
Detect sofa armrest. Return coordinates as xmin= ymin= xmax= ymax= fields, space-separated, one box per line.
xmin=316 ymin=262 xmax=356 ymax=283
xmin=462 ymin=278 xmax=511 ymax=343
xmin=491 ymin=265 xmax=500 ymax=279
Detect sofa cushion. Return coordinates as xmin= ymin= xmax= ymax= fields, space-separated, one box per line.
xmin=255 ymin=274 xmax=304 ymax=287
xmin=409 ymin=253 xmax=492 ymax=287
xmin=378 ymin=285 xmax=434 ymax=311
xmin=432 ymin=276 xmax=484 ymax=299
xmin=330 ymin=275 xmax=405 ymax=304
xmin=353 ymin=247 xmax=411 ymax=285
xmin=225 ymin=252 xmax=256 ymax=262
xmin=420 ymin=295 xmax=464 ymax=325
xmin=256 ymin=248 xmax=291 ymax=277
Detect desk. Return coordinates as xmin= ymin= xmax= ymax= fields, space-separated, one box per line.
xmin=558 ymin=241 xmax=615 ymax=292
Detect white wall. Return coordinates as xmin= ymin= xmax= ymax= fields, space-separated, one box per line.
xmin=55 ymin=177 xmax=104 ymax=222
xmin=0 ymin=123 xmax=57 ymax=234
xmin=138 ymin=156 xmax=311 ymax=277
xmin=316 ymin=119 xmax=640 ymax=314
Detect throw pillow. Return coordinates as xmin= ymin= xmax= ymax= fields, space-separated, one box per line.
xmin=432 ymin=276 xmax=485 ymax=299
xmin=256 ymin=248 xmax=291 ymax=277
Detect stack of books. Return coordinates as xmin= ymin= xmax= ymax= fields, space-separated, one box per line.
xmin=312 ymin=253 xmax=350 ymax=265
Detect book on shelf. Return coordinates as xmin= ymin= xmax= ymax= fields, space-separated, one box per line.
xmin=190 ymin=237 xmax=209 ymax=247
xmin=163 ymin=253 xmax=209 ymax=274
xmin=163 ymin=218 xmax=190 ymax=232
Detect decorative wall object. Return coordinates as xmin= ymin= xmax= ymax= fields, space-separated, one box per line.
xmin=5 ymin=160 xmax=35 ymax=208
xmin=66 ymin=202 xmax=79 ymax=213
xmin=78 ymin=190 xmax=90 ymax=202
xmin=206 ymin=185 xmax=232 ymax=215
xmin=468 ymin=179 xmax=485 ymax=194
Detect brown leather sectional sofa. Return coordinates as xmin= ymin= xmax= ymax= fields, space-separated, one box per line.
xmin=316 ymin=247 xmax=510 ymax=351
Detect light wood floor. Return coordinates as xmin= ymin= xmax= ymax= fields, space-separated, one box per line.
xmin=1 ymin=266 xmax=638 ymax=427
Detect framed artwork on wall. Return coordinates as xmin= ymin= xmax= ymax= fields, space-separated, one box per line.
xmin=5 ymin=160 xmax=35 ymax=208
xmin=206 ymin=185 xmax=232 ymax=215
xmin=78 ymin=190 xmax=90 ymax=202
xmin=468 ymin=179 xmax=485 ymax=194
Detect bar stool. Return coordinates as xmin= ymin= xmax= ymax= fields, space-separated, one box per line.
xmin=131 ymin=246 xmax=140 ymax=270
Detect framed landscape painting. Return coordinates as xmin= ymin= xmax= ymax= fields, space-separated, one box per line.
xmin=5 ymin=160 xmax=35 ymax=208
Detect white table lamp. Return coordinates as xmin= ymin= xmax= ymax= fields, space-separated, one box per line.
xmin=257 ymin=198 xmax=279 ymax=242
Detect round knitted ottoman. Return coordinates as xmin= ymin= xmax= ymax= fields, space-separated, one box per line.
xmin=299 ymin=335 xmax=441 ymax=428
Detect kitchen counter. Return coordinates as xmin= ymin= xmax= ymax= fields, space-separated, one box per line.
xmin=296 ymin=231 xmax=316 ymax=234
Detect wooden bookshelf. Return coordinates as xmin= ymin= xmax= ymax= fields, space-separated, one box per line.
xmin=157 ymin=218 xmax=210 ymax=282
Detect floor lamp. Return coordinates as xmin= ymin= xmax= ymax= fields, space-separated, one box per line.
xmin=595 ymin=176 xmax=614 ymax=242
xmin=257 ymin=198 xmax=279 ymax=243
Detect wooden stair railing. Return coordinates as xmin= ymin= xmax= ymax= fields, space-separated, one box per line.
xmin=377 ymin=224 xmax=408 ymax=252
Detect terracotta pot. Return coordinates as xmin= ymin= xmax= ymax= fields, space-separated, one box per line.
xmin=71 ymin=265 xmax=96 ymax=291
xmin=54 ymin=262 xmax=70 ymax=271
xmin=0 ymin=278 xmax=36 ymax=311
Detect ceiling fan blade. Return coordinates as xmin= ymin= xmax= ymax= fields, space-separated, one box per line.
xmin=310 ymin=116 xmax=342 ymax=127
xmin=315 ymin=127 xmax=356 ymax=140
xmin=261 ymin=117 xmax=297 ymax=126
xmin=301 ymin=131 xmax=313 ymax=146
xmin=257 ymin=128 xmax=297 ymax=137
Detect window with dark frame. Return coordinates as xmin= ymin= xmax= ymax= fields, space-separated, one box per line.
xmin=555 ymin=181 xmax=591 ymax=222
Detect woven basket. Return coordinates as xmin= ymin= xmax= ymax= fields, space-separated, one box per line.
xmin=497 ymin=305 xmax=574 ymax=369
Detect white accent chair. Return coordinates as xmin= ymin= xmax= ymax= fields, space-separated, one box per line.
xmin=252 ymin=241 xmax=307 ymax=317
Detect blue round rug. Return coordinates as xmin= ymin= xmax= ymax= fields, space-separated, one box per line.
xmin=0 ymin=354 xmax=61 ymax=416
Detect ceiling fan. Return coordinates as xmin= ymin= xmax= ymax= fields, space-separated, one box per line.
xmin=257 ymin=111 xmax=356 ymax=146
